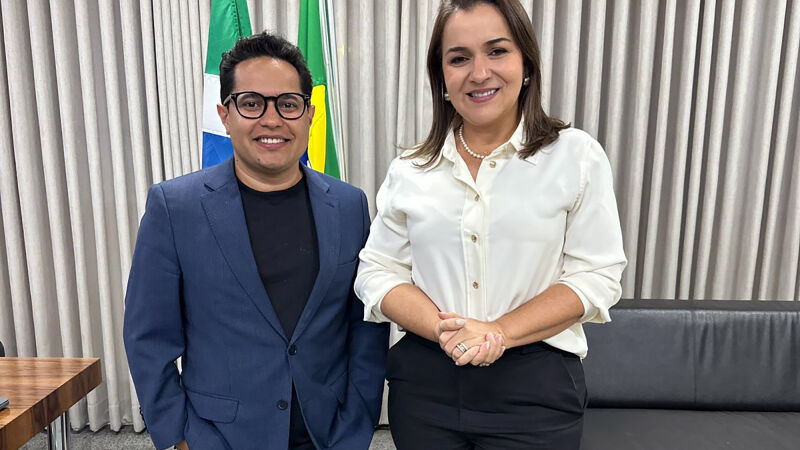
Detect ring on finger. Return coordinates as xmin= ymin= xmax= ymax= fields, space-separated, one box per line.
xmin=456 ymin=342 xmax=468 ymax=353
xmin=480 ymin=363 xmax=489 ymax=367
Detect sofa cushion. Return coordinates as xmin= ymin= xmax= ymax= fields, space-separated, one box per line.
xmin=581 ymin=408 xmax=800 ymax=450
xmin=583 ymin=299 xmax=800 ymax=410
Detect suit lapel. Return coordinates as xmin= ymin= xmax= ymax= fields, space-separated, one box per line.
xmin=200 ymin=159 xmax=287 ymax=341
xmin=292 ymin=166 xmax=340 ymax=341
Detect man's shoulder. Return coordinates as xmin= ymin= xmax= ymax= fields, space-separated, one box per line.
xmin=155 ymin=170 xmax=203 ymax=192
xmin=155 ymin=161 xmax=232 ymax=197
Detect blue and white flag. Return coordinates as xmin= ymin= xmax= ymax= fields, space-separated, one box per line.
xmin=202 ymin=0 xmax=252 ymax=168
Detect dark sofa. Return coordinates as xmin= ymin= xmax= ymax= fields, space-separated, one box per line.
xmin=580 ymin=299 xmax=800 ymax=450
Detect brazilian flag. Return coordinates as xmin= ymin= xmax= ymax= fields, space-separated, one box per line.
xmin=298 ymin=0 xmax=340 ymax=179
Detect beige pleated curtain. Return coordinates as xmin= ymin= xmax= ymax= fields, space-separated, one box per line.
xmin=0 ymin=0 xmax=797 ymax=432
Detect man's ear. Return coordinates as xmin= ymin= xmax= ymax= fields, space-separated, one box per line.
xmin=307 ymin=103 xmax=315 ymax=124
xmin=217 ymin=103 xmax=231 ymax=134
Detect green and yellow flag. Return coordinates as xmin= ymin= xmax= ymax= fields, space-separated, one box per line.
xmin=298 ymin=0 xmax=340 ymax=179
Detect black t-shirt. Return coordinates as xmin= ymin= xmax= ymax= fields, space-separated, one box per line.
xmin=238 ymin=172 xmax=318 ymax=448
xmin=238 ymin=174 xmax=319 ymax=339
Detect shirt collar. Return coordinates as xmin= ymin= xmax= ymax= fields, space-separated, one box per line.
xmin=423 ymin=117 xmax=526 ymax=172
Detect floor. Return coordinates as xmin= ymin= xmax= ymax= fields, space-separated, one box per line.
xmin=21 ymin=426 xmax=397 ymax=449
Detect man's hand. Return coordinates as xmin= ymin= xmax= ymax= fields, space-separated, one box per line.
xmin=176 ymin=440 xmax=189 ymax=450
xmin=437 ymin=312 xmax=506 ymax=366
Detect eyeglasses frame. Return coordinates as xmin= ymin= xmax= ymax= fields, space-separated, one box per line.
xmin=223 ymin=91 xmax=312 ymax=120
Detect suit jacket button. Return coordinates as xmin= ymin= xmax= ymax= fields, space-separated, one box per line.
xmin=288 ymin=345 xmax=297 ymax=356
xmin=277 ymin=400 xmax=288 ymax=410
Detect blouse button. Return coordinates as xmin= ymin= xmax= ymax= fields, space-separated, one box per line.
xmin=472 ymin=281 xmax=479 ymax=289
xmin=489 ymin=160 xmax=497 ymax=168
xmin=471 ymin=234 xmax=477 ymax=243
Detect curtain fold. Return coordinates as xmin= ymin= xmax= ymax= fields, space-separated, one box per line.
xmin=759 ymin=0 xmax=800 ymax=300
xmin=0 ymin=0 xmax=797 ymax=433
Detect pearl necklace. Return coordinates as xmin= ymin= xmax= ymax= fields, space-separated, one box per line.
xmin=458 ymin=125 xmax=491 ymax=160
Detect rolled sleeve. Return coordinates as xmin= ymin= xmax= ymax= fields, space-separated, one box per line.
xmin=354 ymin=162 xmax=413 ymax=323
xmin=558 ymin=140 xmax=627 ymax=323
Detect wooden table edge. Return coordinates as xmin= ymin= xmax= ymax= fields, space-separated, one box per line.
xmin=0 ymin=358 xmax=102 ymax=450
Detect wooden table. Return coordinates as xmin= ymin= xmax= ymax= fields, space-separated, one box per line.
xmin=0 ymin=358 xmax=102 ymax=450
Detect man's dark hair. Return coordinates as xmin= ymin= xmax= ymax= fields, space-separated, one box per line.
xmin=218 ymin=31 xmax=313 ymax=103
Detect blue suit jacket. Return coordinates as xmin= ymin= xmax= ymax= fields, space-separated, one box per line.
xmin=123 ymin=159 xmax=389 ymax=450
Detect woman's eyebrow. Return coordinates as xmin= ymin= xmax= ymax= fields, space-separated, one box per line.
xmin=445 ymin=37 xmax=512 ymax=55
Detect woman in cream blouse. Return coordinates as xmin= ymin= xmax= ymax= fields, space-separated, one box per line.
xmin=355 ymin=1 xmax=626 ymax=448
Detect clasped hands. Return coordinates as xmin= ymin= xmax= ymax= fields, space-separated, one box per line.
xmin=435 ymin=312 xmax=506 ymax=367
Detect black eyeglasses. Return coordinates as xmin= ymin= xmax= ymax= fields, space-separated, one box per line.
xmin=223 ymin=91 xmax=311 ymax=120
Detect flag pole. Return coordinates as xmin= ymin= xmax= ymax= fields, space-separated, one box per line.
xmin=319 ymin=0 xmax=347 ymax=182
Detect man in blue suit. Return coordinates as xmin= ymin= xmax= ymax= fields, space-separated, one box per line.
xmin=123 ymin=32 xmax=389 ymax=450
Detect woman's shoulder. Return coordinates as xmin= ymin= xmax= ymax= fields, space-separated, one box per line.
xmin=397 ymin=148 xmax=419 ymax=161
xmin=521 ymin=127 xmax=608 ymax=173
xmin=551 ymin=128 xmax=614 ymax=177
xmin=536 ymin=127 xmax=605 ymax=160
xmin=389 ymin=149 xmax=438 ymax=174
xmin=552 ymin=127 xmax=601 ymax=150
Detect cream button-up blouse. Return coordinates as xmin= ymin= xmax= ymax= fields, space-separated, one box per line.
xmin=354 ymin=121 xmax=627 ymax=358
